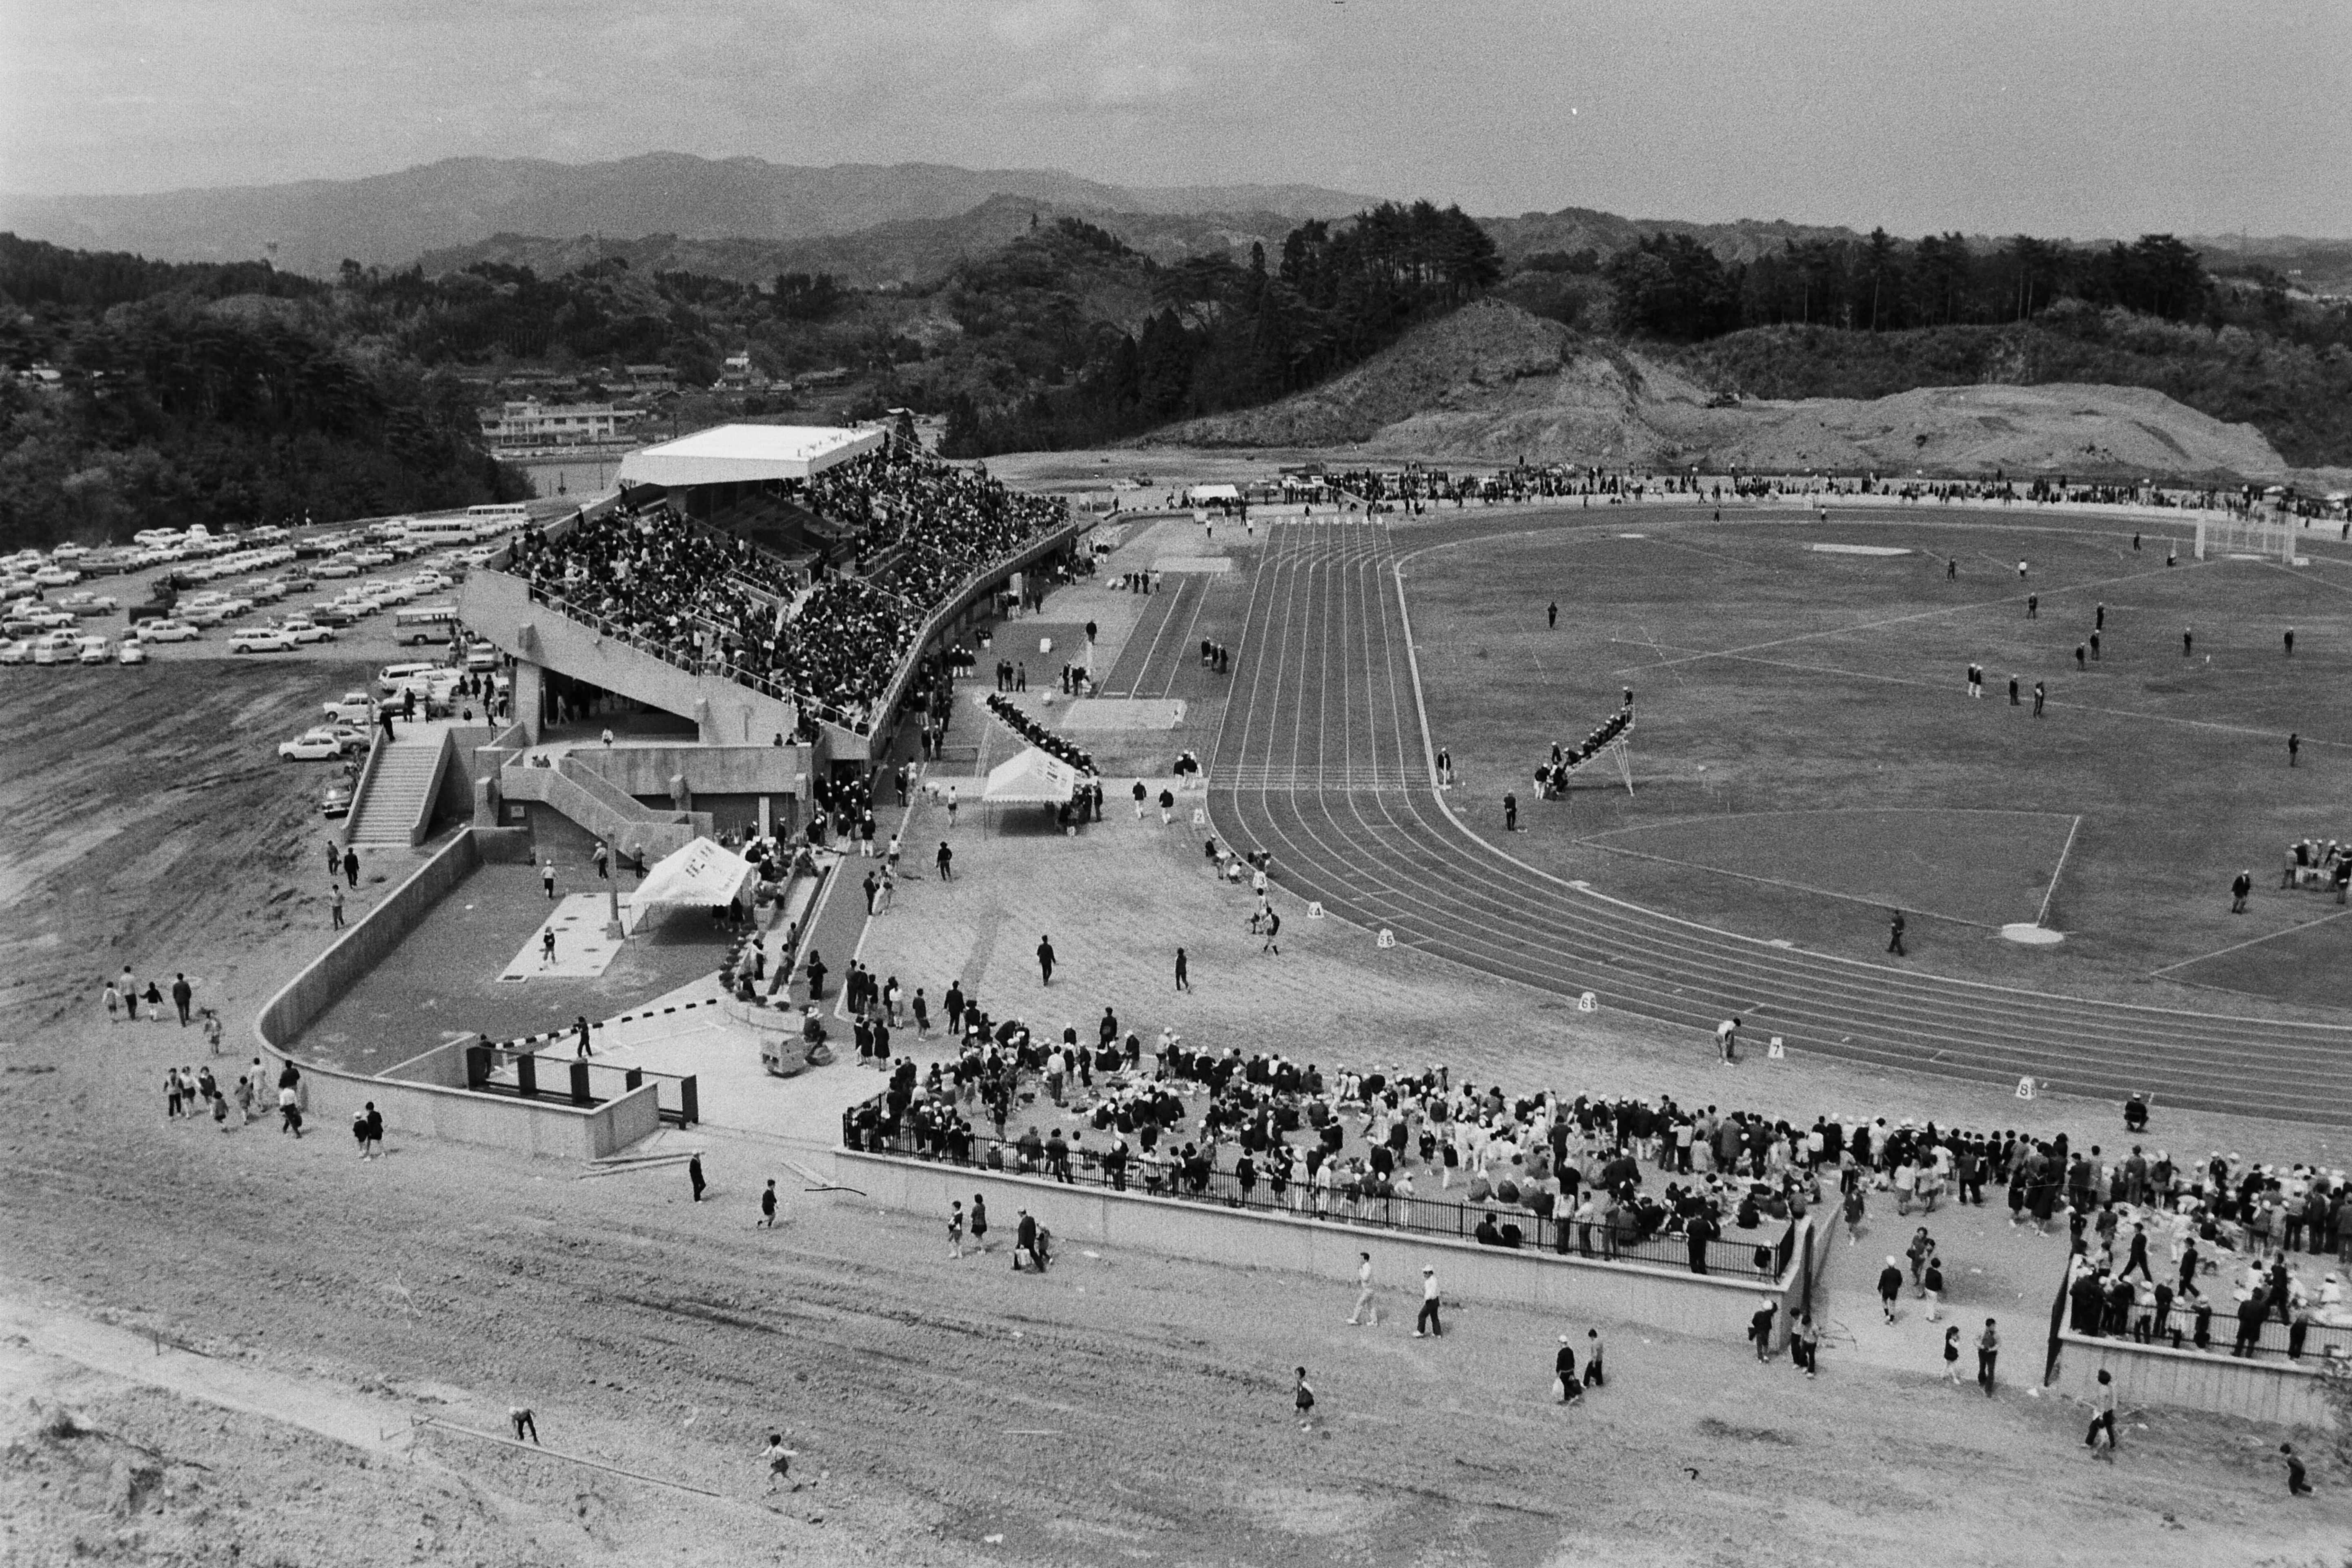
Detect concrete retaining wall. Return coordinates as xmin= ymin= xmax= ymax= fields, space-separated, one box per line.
xmin=2050 ymin=1331 xmax=2341 ymax=1431
xmin=252 ymin=827 xmax=658 ymax=1161
xmin=836 ymin=1149 xmax=1809 ymax=1345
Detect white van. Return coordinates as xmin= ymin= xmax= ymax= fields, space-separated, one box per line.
xmin=375 ymin=660 xmax=441 ymax=695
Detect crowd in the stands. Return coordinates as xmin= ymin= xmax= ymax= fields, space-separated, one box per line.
xmin=510 ymin=442 xmax=1067 ymax=732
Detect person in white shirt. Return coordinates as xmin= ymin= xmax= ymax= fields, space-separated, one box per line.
xmin=1347 ymin=1252 xmax=1376 ymax=1325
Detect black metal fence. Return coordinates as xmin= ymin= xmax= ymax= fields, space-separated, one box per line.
xmin=850 ymin=1133 xmax=1800 ymax=1281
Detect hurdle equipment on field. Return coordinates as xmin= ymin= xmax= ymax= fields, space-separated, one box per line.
xmin=1540 ymin=693 xmax=1637 ymax=797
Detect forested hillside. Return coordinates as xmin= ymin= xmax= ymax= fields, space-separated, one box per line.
xmin=0 ymin=238 xmax=528 ymax=550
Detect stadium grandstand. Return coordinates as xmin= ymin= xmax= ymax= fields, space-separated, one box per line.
xmin=455 ymin=424 xmax=1081 ymax=847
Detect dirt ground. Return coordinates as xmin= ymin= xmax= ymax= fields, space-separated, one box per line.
xmin=6 ymin=658 xmax=2352 ymax=1566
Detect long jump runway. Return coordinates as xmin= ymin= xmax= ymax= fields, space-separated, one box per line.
xmin=1208 ymin=511 xmax=2352 ymax=1123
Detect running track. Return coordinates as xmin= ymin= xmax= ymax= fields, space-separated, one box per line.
xmin=1207 ymin=510 xmax=2352 ymax=1124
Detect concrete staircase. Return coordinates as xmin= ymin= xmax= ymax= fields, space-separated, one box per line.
xmin=345 ymin=736 xmax=448 ymax=846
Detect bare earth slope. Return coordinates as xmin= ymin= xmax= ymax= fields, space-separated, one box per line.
xmin=1156 ymin=302 xmax=2287 ymax=480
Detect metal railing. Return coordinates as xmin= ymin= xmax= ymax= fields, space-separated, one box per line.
xmin=846 ymin=1129 xmax=1798 ymax=1280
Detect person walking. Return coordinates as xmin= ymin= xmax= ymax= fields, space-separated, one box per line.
xmin=342 ymin=847 xmax=360 ymax=889
xmin=1942 ymin=1325 xmax=1965 ymax=1385
xmin=171 ymin=973 xmax=193 ymax=1027
xmin=2231 ymin=869 xmax=2253 ymax=914
xmin=1584 ymin=1327 xmax=1606 ymax=1388
xmin=688 ymin=1152 xmax=707 ymax=1203
xmin=2282 ymin=1442 xmax=2314 ymax=1496
xmin=1413 ymin=1265 xmax=1443 ymax=1337
xmin=761 ymin=1180 xmax=780 ymax=1229
xmin=944 ymin=786 xmax=958 ymax=829
xmin=594 ymin=842 xmax=609 ymax=880
xmin=102 ymin=980 xmax=121 ymax=1025
xmin=1014 ymin=1208 xmax=1042 ymax=1272
xmin=947 ymin=1199 xmax=964 ymax=1256
xmin=1547 ymin=600 xmax=1558 ymax=629
xmin=2083 ymin=1368 xmax=2118 ymax=1460
xmin=2288 ymin=732 xmax=2300 ymax=768
xmin=541 ymin=858 xmax=557 ymax=900
xmin=2032 ymin=681 xmax=2045 ymax=717
xmin=1261 ymin=908 xmax=1281 ymax=956
xmin=970 ymin=1194 xmax=989 ymax=1253
xmin=1174 ymin=947 xmax=1190 ymax=992
xmin=1293 ymin=1367 xmax=1318 ymax=1430
xmin=540 ymin=926 xmax=557 ymax=968
xmin=1976 ymin=1318 xmax=2000 ymax=1395
xmin=1793 ymin=1312 xmax=1820 ymax=1379
xmin=2285 ymin=627 xmax=2296 ymax=658
xmin=1347 ymin=1252 xmax=1376 ymax=1325
xmin=1036 ymin=935 xmax=1056 ymax=987
xmin=1554 ymin=1336 xmax=1584 ymax=1403
xmin=2008 ymin=674 xmax=2020 ymax=706
xmin=935 ymin=840 xmax=953 ymax=882
xmin=1749 ymin=1297 xmax=1778 ymax=1361
xmin=1886 ymin=910 xmax=1907 ymax=956
xmin=1503 ymin=793 xmax=1518 ymax=832
xmin=1923 ymin=1252 xmax=1945 ymax=1321
xmin=328 ymin=882 xmax=345 ymax=929
xmin=1878 ymin=1255 xmax=1903 ymax=1323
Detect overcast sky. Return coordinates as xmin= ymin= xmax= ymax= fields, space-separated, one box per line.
xmin=3 ymin=0 xmax=2347 ymax=237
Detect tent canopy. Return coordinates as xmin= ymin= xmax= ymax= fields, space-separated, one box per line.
xmin=616 ymin=424 xmax=884 ymax=489
xmin=1185 ymin=483 xmax=1241 ymax=503
xmin=623 ymin=836 xmax=755 ymax=930
xmin=982 ymin=746 xmax=1080 ymax=804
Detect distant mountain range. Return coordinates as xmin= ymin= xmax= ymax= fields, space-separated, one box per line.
xmin=4 ymin=152 xmax=2346 ymax=296
xmin=412 ymin=194 xmax=1315 ymax=288
xmin=0 ymin=154 xmax=1376 ymax=277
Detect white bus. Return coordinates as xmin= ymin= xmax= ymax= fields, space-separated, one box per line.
xmin=392 ymin=604 xmax=459 ymax=644
xmin=401 ymin=517 xmax=482 ymax=545
xmin=464 ymin=503 xmax=531 ymax=531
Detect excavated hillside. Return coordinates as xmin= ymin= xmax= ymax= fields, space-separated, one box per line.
xmin=1156 ymin=301 xmax=2287 ymax=480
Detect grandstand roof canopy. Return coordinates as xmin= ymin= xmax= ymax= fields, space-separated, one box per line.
xmin=616 ymin=424 xmax=884 ymax=488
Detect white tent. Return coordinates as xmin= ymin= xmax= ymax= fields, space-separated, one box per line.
xmin=982 ymin=746 xmax=1080 ymax=804
xmin=622 ymin=837 xmax=757 ymax=932
xmin=616 ymin=424 xmax=884 ymax=489
xmin=1186 ymin=483 xmax=1241 ymax=504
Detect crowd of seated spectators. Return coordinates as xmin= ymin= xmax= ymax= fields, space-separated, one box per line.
xmin=985 ymin=691 xmax=1096 ymax=775
xmin=1535 ymin=694 xmax=1634 ymax=797
xmin=508 ymin=441 xmax=1067 ymax=733
xmin=837 ymin=965 xmax=2352 ymax=1318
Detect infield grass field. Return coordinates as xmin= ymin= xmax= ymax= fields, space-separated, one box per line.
xmin=1405 ymin=509 xmax=2352 ymax=1012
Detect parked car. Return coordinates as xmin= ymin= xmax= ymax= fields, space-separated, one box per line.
xmin=312 ymin=558 xmax=362 ymax=579
xmin=76 ymin=636 xmax=112 ymax=665
xmin=227 ymin=627 xmax=295 ymax=654
xmin=323 ymin=690 xmax=376 ymax=724
xmin=306 ymin=604 xmax=361 ymax=628
xmin=320 ymin=781 xmax=355 ymax=819
xmin=0 ymin=638 xmax=30 ymax=664
xmin=279 ymin=726 xmax=363 ymax=761
xmin=32 ymin=630 xmax=80 ymax=664
xmin=32 ymin=565 xmax=80 ymax=587
xmin=138 ymin=618 xmax=201 ymax=642
xmin=281 ymin=619 xmax=336 ymax=644
xmin=56 ymin=590 xmax=119 ymax=616
xmin=116 ymin=638 xmax=149 ymax=665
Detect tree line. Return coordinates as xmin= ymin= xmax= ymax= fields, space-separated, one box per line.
xmin=0 ymin=236 xmax=527 ymax=549
xmin=1607 ymin=229 xmax=2219 ymax=343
